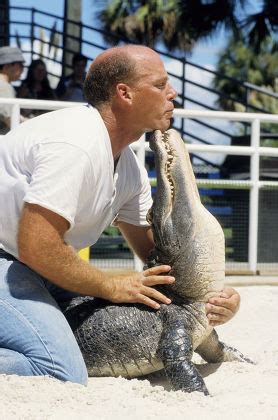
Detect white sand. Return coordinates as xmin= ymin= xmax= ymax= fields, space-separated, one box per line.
xmin=0 ymin=285 xmax=278 ymax=420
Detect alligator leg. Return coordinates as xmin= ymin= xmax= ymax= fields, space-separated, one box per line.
xmin=158 ymin=320 xmax=209 ymax=395
xmin=196 ymin=329 xmax=254 ymax=364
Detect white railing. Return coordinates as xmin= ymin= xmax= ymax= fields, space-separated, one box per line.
xmin=0 ymin=98 xmax=79 ymax=131
xmin=1 ymin=99 xmax=278 ymax=273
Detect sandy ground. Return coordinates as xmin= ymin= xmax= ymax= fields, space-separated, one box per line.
xmin=0 ymin=285 xmax=277 ymax=420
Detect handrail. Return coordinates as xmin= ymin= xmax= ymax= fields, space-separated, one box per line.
xmin=173 ymin=108 xmax=278 ymax=122
xmin=244 ymin=82 xmax=278 ymax=99
xmin=0 ymin=97 xmax=81 ymax=110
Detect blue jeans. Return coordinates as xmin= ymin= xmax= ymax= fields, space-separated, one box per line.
xmin=0 ymin=252 xmax=88 ymax=385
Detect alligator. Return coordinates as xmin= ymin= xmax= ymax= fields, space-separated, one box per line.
xmin=63 ymin=129 xmax=252 ymax=395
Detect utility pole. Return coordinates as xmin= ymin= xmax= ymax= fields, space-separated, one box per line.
xmin=62 ymin=0 xmax=82 ymax=77
xmin=0 ymin=0 xmax=10 ymax=47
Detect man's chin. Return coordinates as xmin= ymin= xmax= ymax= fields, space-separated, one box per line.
xmin=160 ymin=120 xmax=171 ymax=132
xmin=153 ymin=120 xmax=171 ymax=133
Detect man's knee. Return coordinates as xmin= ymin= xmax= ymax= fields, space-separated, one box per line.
xmin=30 ymin=352 xmax=88 ymax=385
xmin=0 ymin=348 xmax=88 ymax=386
xmin=59 ymin=362 xmax=88 ymax=386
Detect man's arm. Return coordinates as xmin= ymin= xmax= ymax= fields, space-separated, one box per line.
xmin=18 ymin=203 xmax=174 ymax=309
xmin=118 ymin=220 xmax=240 ymax=325
xmin=116 ymin=221 xmax=154 ymax=262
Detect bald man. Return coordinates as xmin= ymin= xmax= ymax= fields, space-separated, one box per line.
xmin=0 ymin=45 xmax=240 ymax=384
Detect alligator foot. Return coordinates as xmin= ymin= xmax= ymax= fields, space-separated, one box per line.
xmin=158 ymin=320 xmax=209 ymax=395
xmin=220 ymin=343 xmax=255 ymax=364
xmin=164 ymin=362 xmax=209 ymax=395
xmin=196 ymin=329 xmax=255 ymax=364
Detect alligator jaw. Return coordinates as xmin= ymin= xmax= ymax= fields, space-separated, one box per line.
xmin=148 ymin=129 xmax=225 ymax=301
xmin=148 ymin=131 xmax=176 ymax=224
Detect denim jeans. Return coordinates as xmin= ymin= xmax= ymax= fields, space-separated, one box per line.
xmin=0 ymin=251 xmax=88 ymax=385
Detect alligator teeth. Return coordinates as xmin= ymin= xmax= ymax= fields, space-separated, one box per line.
xmin=162 ymin=135 xmax=175 ymax=199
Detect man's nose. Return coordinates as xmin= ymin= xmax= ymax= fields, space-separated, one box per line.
xmin=167 ymin=83 xmax=177 ymax=100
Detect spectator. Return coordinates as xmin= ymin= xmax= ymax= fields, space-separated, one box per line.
xmin=0 ymin=46 xmax=25 ymax=134
xmin=17 ymin=59 xmax=56 ymax=117
xmin=56 ymin=53 xmax=87 ymax=102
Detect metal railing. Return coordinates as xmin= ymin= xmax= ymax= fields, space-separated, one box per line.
xmin=1 ymin=98 xmax=278 ymax=274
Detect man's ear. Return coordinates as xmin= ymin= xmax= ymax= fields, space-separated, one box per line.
xmin=116 ymin=83 xmax=133 ymax=103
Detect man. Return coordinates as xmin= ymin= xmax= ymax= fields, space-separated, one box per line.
xmin=55 ymin=53 xmax=87 ymax=102
xmin=0 ymin=45 xmax=240 ymax=385
xmin=0 ymin=46 xmax=25 ymax=133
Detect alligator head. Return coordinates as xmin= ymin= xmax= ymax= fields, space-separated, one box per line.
xmin=147 ymin=129 xmax=225 ymax=301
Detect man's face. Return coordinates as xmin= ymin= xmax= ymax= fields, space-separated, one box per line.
xmin=130 ymin=54 xmax=177 ymax=133
xmin=33 ymin=63 xmax=46 ymax=82
xmin=6 ymin=62 xmax=24 ymax=82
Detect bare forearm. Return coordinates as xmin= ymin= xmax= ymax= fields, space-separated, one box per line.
xmin=21 ymin=243 xmax=109 ymax=296
xmin=117 ymin=221 xmax=154 ymax=262
xmin=19 ymin=238 xmax=174 ymax=308
xmin=17 ymin=203 xmax=116 ymax=297
xmin=18 ymin=204 xmax=175 ymax=309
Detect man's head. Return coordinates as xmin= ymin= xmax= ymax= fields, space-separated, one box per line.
xmin=0 ymin=46 xmax=25 ymax=82
xmin=84 ymin=45 xmax=177 ymax=133
xmin=72 ymin=53 xmax=87 ymax=79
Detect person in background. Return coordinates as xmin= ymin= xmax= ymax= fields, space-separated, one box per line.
xmin=0 ymin=46 xmax=25 ymax=134
xmin=55 ymin=53 xmax=87 ymax=102
xmin=17 ymin=59 xmax=56 ymax=118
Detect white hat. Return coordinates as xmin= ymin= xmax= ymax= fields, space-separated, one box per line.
xmin=0 ymin=46 xmax=25 ymax=65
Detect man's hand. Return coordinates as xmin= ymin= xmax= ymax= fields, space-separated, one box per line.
xmin=107 ymin=265 xmax=175 ymax=310
xmin=205 ymin=287 xmax=240 ymax=326
xmin=18 ymin=205 xmax=174 ymax=310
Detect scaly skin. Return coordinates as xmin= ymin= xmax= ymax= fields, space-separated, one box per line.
xmin=63 ymin=129 xmax=253 ymax=395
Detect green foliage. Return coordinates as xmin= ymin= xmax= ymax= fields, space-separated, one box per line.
xmin=99 ymin=0 xmax=184 ymax=49
xmin=97 ymin=0 xmax=278 ymax=52
xmin=214 ymin=36 xmax=278 ymax=128
xmin=98 ymin=0 xmax=237 ymax=51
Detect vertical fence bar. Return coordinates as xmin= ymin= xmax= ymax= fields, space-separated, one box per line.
xmin=248 ymin=118 xmax=260 ymax=273
xmin=181 ymin=58 xmax=186 ymax=136
xmin=79 ymin=20 xmax=83 ymax=54
xmin=10 ymin=104 xmax=20 ymax=129
xmin=30 ymin=8 xmax=35 ymax=61
xmin=62 ymin=0 xmax=68 ymax=78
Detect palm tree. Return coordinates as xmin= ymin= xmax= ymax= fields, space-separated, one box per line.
xmin=98 ymin=0 xmax=237 ymax=51
xmin=97 ymin=0 xmax=278 ymax=53
xmin=213 ymin=36 xmax=278 ymax=114
xmin=213 ymin=34 xmax=278 ymax=139
xmin=243 ymin=0 xmax=278 ymax=50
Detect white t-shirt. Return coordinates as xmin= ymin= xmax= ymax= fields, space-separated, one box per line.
xmin=0 ymin=105 xmax=152 ymax=258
